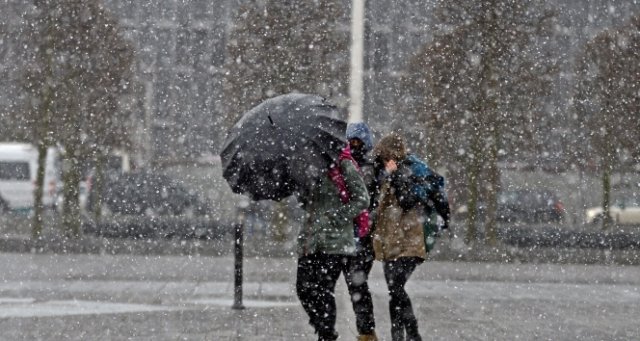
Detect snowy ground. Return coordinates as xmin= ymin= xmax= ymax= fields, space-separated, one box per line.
xmin=0 ymin=253 xmax=639 ymax=340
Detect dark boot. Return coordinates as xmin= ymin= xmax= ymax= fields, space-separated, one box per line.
xmin=318 ymin=330 xmax=339 ymax=341
xmin=406 ymin=330 xmax=422 ymax=341
xmin=391 ymin=323 xmax=405 ymax=341
xmin=390 ymin=303 xmax=405 ymax=341
xmin=405 ymin=319 xmax=422 ymax=341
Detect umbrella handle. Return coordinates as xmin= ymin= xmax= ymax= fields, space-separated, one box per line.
xmin=268 ymin=115 xmax=274 ymax=125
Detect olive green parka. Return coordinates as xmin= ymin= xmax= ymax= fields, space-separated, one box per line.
xmin=297 ymin=159 xmax=369 ymax=257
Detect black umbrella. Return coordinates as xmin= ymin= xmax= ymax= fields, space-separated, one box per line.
xmin=220 ymin=93 xmax=347 ymax=201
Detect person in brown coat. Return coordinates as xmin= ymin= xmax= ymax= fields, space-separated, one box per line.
xmin=371 ymin=132 xmax=450 ymax=341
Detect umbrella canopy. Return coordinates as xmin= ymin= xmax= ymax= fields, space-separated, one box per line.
xmin=220 ymin=93 xmax=347 ymax=201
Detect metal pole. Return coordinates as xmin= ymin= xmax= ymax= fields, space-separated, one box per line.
xmin=232 ymin=223 xmax=245 ymax=310
xmin=349 ymin=0 xmax=366 ymax=123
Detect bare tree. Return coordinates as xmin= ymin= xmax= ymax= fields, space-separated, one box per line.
xmin=222 ymin=0 xmax=349 ymax=128
xmin=22 ymin=0 xmax=134 ymax=237
xmin=21 ymin=2 xmax=65 ymax=237
xmin=401 ymin=0 xmax=557 ymax=245
xmin=574 ymin=16 xmax=640 ymax=230
xmin=221 ymin=0 xmax=349 ymax=238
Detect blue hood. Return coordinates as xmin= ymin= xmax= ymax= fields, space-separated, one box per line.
xmin=346 ymin=122 xmax=373 ymax=153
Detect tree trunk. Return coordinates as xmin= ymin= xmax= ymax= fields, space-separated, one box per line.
xmin=32 ymin=142 xmax=47 ymax=238
xmin=484 ymin=124 xmax=501 ymax=246
xmin=465 ymin=127 xmax=482 ymax=245
xmin=31 ymin=32 xmax=54 ymax=238
xmin=601 ymin=153 xmax=613 ymax=230
xmin=480 ymin=2 xmax=501 ymax=246
xmin=62 ymin=145 xmax=82 ymax=238
xmin=93 ymin=150 xmax=106 ymax=222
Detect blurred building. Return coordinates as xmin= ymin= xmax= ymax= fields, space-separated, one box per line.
xmin=0 ymin=0 xmax=232 ymax=165
xmin=0 ymin=0 xmax=638 ymax=165
xmin=99 ymin=0 xmax=232 ymax=164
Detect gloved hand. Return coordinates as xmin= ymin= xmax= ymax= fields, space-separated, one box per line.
xmin=441 ymin=220 xmax=449 ymax=231
xmin=440 ymin=221 xmax=455 ymax=240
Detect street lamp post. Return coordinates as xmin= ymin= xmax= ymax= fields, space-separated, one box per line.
xmin=349 ymin=0 xmax=365 ymax=123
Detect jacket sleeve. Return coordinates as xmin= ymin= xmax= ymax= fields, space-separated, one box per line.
xmin=428 ymin=174 xmax=451 ymax=227
xmin=390 ymin=166 xmax=420 ymax=211
xmin=330 ymin=159 xmax=369 ymax=225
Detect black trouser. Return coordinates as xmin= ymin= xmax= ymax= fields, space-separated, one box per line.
xmin=383 ymin=257 xmax=424 ymax=341
xmin=296 ymin=253 xmax=349 ymax=340
xmin=342 ymin=236 xmax=376 ymax=335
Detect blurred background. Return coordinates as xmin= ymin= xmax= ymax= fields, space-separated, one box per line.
xmin=0 ymin=0 xmax=638 ymax=248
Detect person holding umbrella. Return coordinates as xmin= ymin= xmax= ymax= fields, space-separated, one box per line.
xmin=371 ymin=132 xmax=451 ymax=341
xmin=220 ymin=93 xmax=370 ymax=340
xmin=341 ymin=122 xmax=378 ymax=341
xmin=295 ymin=137 xmax=370 ymax=341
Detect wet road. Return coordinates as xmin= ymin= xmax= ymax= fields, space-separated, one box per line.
xmin=1 ymin=253 xmax=639 ymax=340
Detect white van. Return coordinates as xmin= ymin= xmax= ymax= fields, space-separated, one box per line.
xmin=0 ymin=142 xmax=61 ymax=212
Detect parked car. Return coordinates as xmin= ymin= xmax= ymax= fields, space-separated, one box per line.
xmin=455 ymin=189 xmax=565 ymax=223
xmin=585 ymin=196 xmax=640 ymax=225
xmin=498 ymin=189 xmax=565 ymax=223
xmin=87 ymin=169 xmax=212 ymax=218
xmin=0 ymin=143 xmax=61 ymax=212
xmin=83 ymin=169 xmax=218 ymax=238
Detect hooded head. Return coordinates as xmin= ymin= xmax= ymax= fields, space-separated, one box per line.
xmin=346 ymin=122 xmax=373 ymax=163
xmin=372 ymin=132 xmax=407 ymax=164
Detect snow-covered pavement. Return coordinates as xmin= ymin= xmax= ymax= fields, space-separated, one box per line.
xmin=1 ymin=253 xmax=639 ymax=340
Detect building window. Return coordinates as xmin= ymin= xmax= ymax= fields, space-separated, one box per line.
xmin=372 ymin=32 xmax=389 ymax=71
xmin=176 ymin=29 xmax=192 ymax=66
xmin=155 ymin=29 xmax=175 ymax=72
xmin=192 ymin=29 xmax=208 ymax=69
xmin=154 ymin=72 xmax=172 ymax=119
xmin=192 ymin=0 xmax=211 ymax=21
xmin=110 ymin=0 xmax=138 ymax=21
xmin=174 ymin=72 xmax=193 ymax=115
xmin=209 ymin=24 xmax=226 ymax=67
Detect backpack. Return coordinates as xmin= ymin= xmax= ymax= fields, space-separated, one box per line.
xmin=405 ymin=154 xmax=444 ymax=205
xmin=404 ymin=154 xmax=447 ymax=252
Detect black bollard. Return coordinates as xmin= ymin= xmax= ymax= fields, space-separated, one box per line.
xmin=232 ymin=223 xmax=245 ymax=310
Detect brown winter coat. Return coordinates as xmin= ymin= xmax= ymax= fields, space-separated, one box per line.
xmin=371 ymin=133 xmax=427 ymax=261
xmin=372 ymin=180 xmax=427 ymax=261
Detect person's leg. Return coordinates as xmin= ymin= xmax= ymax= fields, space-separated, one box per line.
xmin=398 ymin=258 xmax=423 ymax=341
xmin=383 ymin=258 xmax=422 ymax=341
xmin=383 ymin=259 xmax=406 ymax=341
xmin=317 ymin=254 xmax=344 ymax=340
xmin=296 ymin=253 xmax=343 ymax=340
xmin=345 ymin=247 xmax=376 ymax=337
xmin=297 ymin=254 xmax=322 ymax=333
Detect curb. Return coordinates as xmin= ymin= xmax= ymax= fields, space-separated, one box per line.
xmin=2 ymin=233 xmax=640 ymax=265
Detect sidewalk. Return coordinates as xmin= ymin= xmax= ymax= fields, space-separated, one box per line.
xmin=1 ymin=253 xmax=640 ymax=340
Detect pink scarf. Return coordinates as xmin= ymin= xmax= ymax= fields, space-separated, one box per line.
xmin=328 ymin=146 xmax=371 ymax=238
